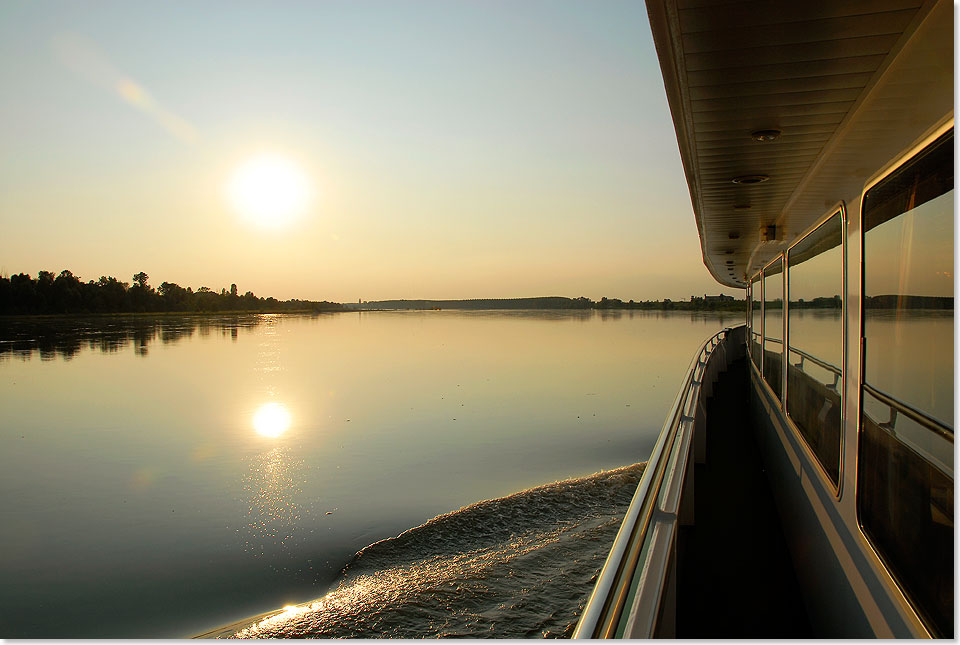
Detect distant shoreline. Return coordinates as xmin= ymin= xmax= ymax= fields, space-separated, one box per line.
xmin=346 ymin=295 xmax=748 ymax=312
xmin=0 ymin=308 xmax=347 ymax=319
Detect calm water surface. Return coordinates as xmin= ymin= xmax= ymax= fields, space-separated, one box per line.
xmin=0 ymin=310 xmax=738 ymax=638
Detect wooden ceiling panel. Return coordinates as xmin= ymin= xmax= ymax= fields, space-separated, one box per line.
xmin=696 ymin=136 xmax=828 ymax=151
xmin=692 ymin=88 xmax=866 ymax=112
xmin=692 ymin=112 xmax=846 ymax=133
xmin=678 ymin=0 xmax=923 ymax=33
xmin=677 ymin=0 xmax=756 ymax=10
xmin=688 ymin=72 xmax=873 ymax=101
xmin=691 ymin=101 xmax=854 ymax=124
xmin=695 ymin=128 xmax=837 ymax=144
xmin=681 ymin=10 xmax=919 ymax=54
xmin=698 ymin=162 xmax=822 ymax=177
xmin=686 ymin=55 xmax=886 ymax=86
xmin=698 ymin=146 xmax=830 ymax=162
xmin=646 ymin=0 xmax=946 ymax=288
xmin=684 ymin=34 xmax=901 ymax=71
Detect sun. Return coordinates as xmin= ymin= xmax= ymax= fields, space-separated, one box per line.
xmin=227 ymin=155 xmax=311 ymax=228
xmin=252 ymin=402 xmax=292 ymax=438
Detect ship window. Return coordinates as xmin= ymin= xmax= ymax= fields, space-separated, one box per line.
xmin=858 ymin=130 xmax=953 ymax=637
xmin=762 ymin=258 xmax=783 ymax=402
xmin=750 ymin=276 xmax=761 ymax=372
xmin=787 ymin=212 xmax=843 ymax=485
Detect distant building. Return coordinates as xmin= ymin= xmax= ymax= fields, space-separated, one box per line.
xmin=692 ymin=293 xmax=735 ymax=303
xmin=705 ymin=293 xmax=735 ymax=303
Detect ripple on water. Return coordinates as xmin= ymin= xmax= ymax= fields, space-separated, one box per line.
xmin=229 ymin=462 xmax=645 ymax=639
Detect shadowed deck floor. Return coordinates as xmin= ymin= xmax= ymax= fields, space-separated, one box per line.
xmin=676 ymin=356 xmax=812 ymax=638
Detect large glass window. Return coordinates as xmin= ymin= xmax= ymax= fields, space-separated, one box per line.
xmin=787 ymin=213 xmax=843 ymax=485
xmin=762 ymin=258 xmax=783 ymax=401
xmin=750 ymin=276 xmax=761 ymax=372
xmin=858 ymin=130 xmax=953 ymax=637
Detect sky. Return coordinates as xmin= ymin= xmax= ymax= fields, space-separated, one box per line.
xmin=0 ymin=0 xmax=725 ymax=303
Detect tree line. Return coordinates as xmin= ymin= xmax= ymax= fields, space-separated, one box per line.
xmin=351 ymin=296 xmax=748 ymax=311
xmin=0 ymin=270 xmax=347 ymax=315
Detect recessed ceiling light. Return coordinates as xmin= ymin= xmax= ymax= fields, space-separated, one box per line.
xmin=725 ymin=250 xmax=734 ymax=254
xmin=751 ymin=129 xmax=781 ymax=142
xmin=733 ymin=204 xmax=752 ymax=210
xmin=728 ymin=232 xmax=740 ymax=239
xmin=732 ymin=175 xmax=770 ymax=184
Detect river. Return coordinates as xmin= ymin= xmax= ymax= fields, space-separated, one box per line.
xmin=0 ymin=308 xmax=756 ymax=637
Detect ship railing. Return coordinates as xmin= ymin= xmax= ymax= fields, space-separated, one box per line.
xmin=573 ymin=324 xmax=744 ymax=639
xmin=862 ymin=381 xmax=953 ymax=442
xmin=749 ymin=331 xmax=786 ymax=347
xmin=788 ymin=346 xmax=841 ymax=390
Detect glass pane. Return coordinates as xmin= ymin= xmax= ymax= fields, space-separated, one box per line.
xmin=859 ymin=390 xmax=953 ymax=637
xmin=787 ymin=213 xmax=842 ymax=484
xmin=751 ymin=276 xmax=761 ymax=372
xmin=858 ymin=130 xmax=954 ymax=638
xmin=763 ymin=258 xmax=783 ymax=401
xmin=864 ymin=192 xmax=953 ymax=424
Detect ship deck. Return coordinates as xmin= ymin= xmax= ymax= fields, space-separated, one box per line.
xmin=676 ymin=356 xmax=812 ymax=637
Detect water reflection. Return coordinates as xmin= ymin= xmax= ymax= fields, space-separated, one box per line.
xmin=241 ymin=446 xmax=308 ymax=558
xmin=0 ymin=313 xmax=334 ymax=361
xmin=254 ymin=402 xmax=292 ymax=438
xmin=2 ymin=308 xmax=758 ymax=637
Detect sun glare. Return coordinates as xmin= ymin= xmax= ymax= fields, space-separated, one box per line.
xmin=253 ymin=402 xmax=292 ymax=438
xmin=227 ymin=155 xmax=310 ymax=228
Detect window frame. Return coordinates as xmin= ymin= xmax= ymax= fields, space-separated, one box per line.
xmin=783 ymin=203 xmax=847 ymax=497
xmin=748 ymin=272 xmax=763 ymax=376
xmin=761 ymin=254 xmax=785 ymax=404
xmin=855 ymin=121 xmax=955 ymax=638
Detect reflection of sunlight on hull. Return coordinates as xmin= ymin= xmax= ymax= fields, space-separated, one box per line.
xmin=253 ymin=402 xmax=291 ymax=438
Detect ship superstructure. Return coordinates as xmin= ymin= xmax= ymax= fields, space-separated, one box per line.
xmin=575 ymin=0 xmax=954 ymax=638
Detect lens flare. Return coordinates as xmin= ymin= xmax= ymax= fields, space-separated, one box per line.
xmin=253 ymin=402 xmax=292 ymax=438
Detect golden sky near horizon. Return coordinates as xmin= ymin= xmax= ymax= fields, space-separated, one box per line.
xmin=0 ymin=0 xmax=726 ymax=303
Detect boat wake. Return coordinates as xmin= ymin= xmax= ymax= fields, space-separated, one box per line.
xmin=229 ymin=462 xmax=644 ymax=638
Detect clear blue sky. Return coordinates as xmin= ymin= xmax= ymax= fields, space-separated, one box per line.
xmin=0 ymin=0 xmax=725 ymax=302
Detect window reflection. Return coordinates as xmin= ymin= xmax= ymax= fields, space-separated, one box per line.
xmin=858 ymin=129 xmax=953 ymax=637
xmin=787 ymin=212 xmax=842 ymax=484
xmin=751 ymin=276 xmax=761 ymax=373
xmin=762 ymin=258 xmax=783 ymax=401
xmin=864 ymin=192 xmax=954 ymax=424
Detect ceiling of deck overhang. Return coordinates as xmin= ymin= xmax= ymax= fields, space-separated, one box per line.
xmin=646 ymin=0 xmax=953 ymax=288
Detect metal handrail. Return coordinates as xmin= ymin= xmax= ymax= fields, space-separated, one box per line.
xmin=750 ymin=330 xmax=784 ymax=347
xmin=862 ymin=381 xmax=953 ymax=442
xmin=788 ymin=346 xmax=841 ymax=377
xmin=789 ymin=346 xmax=841 ymax=390
xmin=573 ymin=325 xmax=733 ymax=639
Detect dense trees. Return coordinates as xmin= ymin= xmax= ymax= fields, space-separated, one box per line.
xmin=0 ymin=270 xmax=346 ymax=315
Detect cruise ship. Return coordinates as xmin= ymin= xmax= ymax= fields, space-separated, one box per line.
xmin=574 ymin=0 xmax=954 ymax=639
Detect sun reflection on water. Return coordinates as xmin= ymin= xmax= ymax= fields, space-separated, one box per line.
xmin=240 ymin=445 xmax=308 ymax=560
xmin=253 ymin=402 xmax=291 ymax=438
